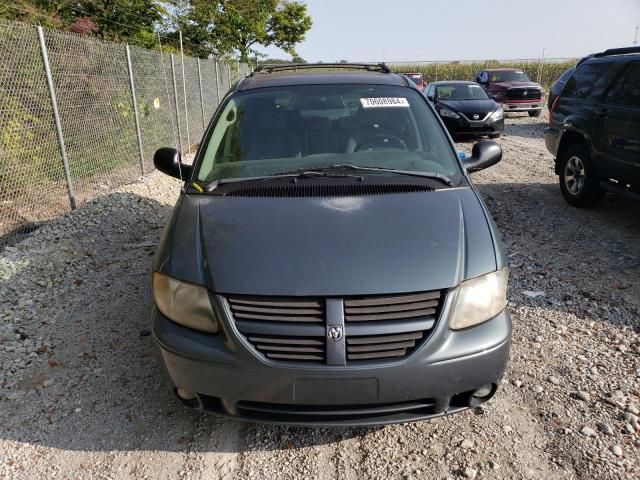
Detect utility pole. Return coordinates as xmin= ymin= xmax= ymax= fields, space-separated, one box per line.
xmin=634 ymin=26 xmax=638 ymax=46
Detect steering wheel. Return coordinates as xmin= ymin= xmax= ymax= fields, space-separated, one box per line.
xmin=355 ymin=134 xmax=408 ymax=152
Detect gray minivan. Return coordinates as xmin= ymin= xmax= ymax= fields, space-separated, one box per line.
xmin=151 ymin=63 xmax=511 ymax=426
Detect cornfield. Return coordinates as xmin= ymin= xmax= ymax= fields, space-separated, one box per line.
xmin=390 ymin=58 xmax=577 ymax=90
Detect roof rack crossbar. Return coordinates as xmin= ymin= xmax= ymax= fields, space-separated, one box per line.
xmin=592 ymin=46 xmax=640 ymax=58
xmin=251 ymin=62 xmax=391 ymax=75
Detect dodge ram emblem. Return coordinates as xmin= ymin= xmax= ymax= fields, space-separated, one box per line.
xmin=327 ymin=325 xmax=343 ymax=341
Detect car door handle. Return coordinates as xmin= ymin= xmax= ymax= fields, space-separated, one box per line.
xmin=594 ymin=106 xmax=608 ymax=117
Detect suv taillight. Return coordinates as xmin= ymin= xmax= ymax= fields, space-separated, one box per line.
xmin=549 ymin=96 xmax=560 ymax=125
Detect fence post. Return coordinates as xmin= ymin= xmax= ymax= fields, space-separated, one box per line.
xmin=179 ymin=32 xmax=190 ymax=154
xmin=37 ymin=26 xmax=76 ymax=210
xmin=214 ymin=60 xmax=221 ymax=105
xmin=435 ymin=61 xmax=438 ymax=81
xmin=227 ymin=62 xmax=231 ymax=86
xmin=197 ymin=58 xmax=206 ymax=131
xmin=170 ymin=54 xmax=183 ymax=153
xmin=125 ymin=45 xmax=145 ymax=175
xmin=537 ymin=58 xmax=543 ymax=85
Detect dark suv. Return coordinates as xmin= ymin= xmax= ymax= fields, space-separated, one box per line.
xmin=544 ymin=47 xmax=640 ymax=206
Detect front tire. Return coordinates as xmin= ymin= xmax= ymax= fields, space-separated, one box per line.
xmin=558 ymin=144 xmax=603 ymax=207
xmin=528 ymin=110 xmax=542 ymax=117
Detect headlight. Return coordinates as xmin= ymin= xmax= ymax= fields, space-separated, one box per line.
xmin=439 ymin=108 xmax=460 ymax=119
xmin=152 ymin=272 xmax=219 ymax=333
xmin=490 ymin=107 xmax=504 ymax=120
xmin=450 ymin=268 xmax=509 ymax=330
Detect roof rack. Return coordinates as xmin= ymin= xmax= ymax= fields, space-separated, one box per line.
xmin=580 ymin=46 xmax=640 ymax=64
xmin=251 ymin=62 xmax=392 ymax=75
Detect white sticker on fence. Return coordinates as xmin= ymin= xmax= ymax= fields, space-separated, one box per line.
xmin=360 ymin=97 xmax=409 ymax=108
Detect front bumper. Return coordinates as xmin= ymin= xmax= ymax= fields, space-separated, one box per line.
xmin=499 ymin=99 xmax=543 ymax=112
xmin=152 ymin=292 xmax=512 ymax=426
xmin=441 ymin=114 xmax=504 ymax=137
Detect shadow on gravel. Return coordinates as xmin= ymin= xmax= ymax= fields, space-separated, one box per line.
xmin=0 ymin=191 xmax=368 ymax=454
xmin=503 ymin=121 xmax=547 ymax=140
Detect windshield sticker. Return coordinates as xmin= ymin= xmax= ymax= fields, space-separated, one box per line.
xmin=360 ymin=97 xmax=409 ymax=108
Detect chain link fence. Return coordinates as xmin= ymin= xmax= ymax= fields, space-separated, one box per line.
xmin=0 ymin=19 xmax=248 ymax=249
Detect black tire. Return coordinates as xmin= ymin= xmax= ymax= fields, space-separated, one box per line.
xmin=528 ymin=110 xmax=542 ymax=117
xmin=489 ymin=133 xmax=501 ymax=139
xmin=558 ymin=143 xmax=603 ymax=207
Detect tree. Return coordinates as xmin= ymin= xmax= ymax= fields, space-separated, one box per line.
xmin=179 ymin=0 xmax=312 ymax=61
xmin=0 ymin=1 xmax=165 ymax=50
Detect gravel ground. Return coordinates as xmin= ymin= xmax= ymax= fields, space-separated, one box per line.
xmin=1 ymin=111 xmax=639 ymax=479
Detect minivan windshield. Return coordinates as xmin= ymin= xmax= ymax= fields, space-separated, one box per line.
xmin=490 ymin=70 xmax=530 ymax=82
xmin=436 ymin=84 xmax=489 ymax=100
xmin=195 ymin=84 xmax=460 ymax=183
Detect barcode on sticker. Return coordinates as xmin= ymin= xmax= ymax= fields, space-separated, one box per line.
xmin=360 ymin=97 xmax=409 ymax=108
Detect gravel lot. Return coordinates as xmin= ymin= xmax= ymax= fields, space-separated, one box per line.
xmin=1 ymin=111 xmax=639 ymax=479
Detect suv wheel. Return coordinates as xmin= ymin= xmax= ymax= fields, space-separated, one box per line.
xmin=558 ymin=144 xmax=603 ymax=207
xmin=528 ymin=110 xmax=541 ymax=117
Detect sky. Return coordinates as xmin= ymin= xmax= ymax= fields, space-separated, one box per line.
xmin=258 ymin=0 xmax=640 ymax=62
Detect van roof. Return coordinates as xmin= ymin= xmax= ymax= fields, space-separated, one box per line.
xmin=238 ymin=70 xmax=409 ymax=91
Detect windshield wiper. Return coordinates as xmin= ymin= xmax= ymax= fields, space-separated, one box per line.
xmin=277 ymin=165 xmax=453 ymax=186
xmin=203 ymin=170 xmax=363 ymax=192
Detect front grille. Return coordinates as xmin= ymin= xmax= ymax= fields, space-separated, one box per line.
xmin=344 ymin=291 xmax=440 ymax=321
xmin=229 ymin=296 xmax=326 ymax=362
xmin=228 ymin=290 xmax=444 ymax=365
xmin=246 ymin=335 xmax=325 ymax=361
xmin=344 ymin=291 xmax=441 ymax=361
xmin=462 ymin=112 xmax=488 ymax=121
xmin=228 ymin=296 xmax=324 ymax=322
xmin=506 ymin=88 xmax=541 ymax=100
xmin=235 ymin=398 xmax=436 ymax=423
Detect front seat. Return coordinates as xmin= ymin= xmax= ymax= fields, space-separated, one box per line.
xmin=244 ymin=108 xmax=301 ymax=160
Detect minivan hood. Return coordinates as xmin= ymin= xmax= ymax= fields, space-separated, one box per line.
xmin=168 ymin=188 xmax=498 ymax=296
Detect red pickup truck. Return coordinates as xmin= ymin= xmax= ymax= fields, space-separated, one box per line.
xmin=474 ymin=69 xmax=544 ymax=117
xmin=402 ymin=72 xmax=425 ymax=91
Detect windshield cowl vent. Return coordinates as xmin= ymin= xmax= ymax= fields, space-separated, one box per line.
xmin=220 ymin=183 xmax=435 ymax=198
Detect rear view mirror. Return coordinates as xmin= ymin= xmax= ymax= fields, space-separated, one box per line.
xmin=464 ymin=141 xmax=502 ymax=173
xmin=154 ymin=147 xmax=192 ymax=180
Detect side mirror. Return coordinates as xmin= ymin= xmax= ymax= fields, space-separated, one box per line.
xmin=464 ymin=141 xmax=502 ymax=173
xmin=427 ymin=94 xmax=435 ymax=101
xmin=154 ymin=147 xmax=192 ymax=180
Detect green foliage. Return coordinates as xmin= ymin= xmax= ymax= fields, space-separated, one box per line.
xmin=0 ymin=1 xmax=165 ymax=51
xmin=1 ymin=1 xmax=312 ymax=61
xmin=258 ymin=55 xmax=307 ymax=64
xmin=177 ymin=0 xmax=312 ymax=61
xmin=392 ymin=60 xmax=577 ymax=90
